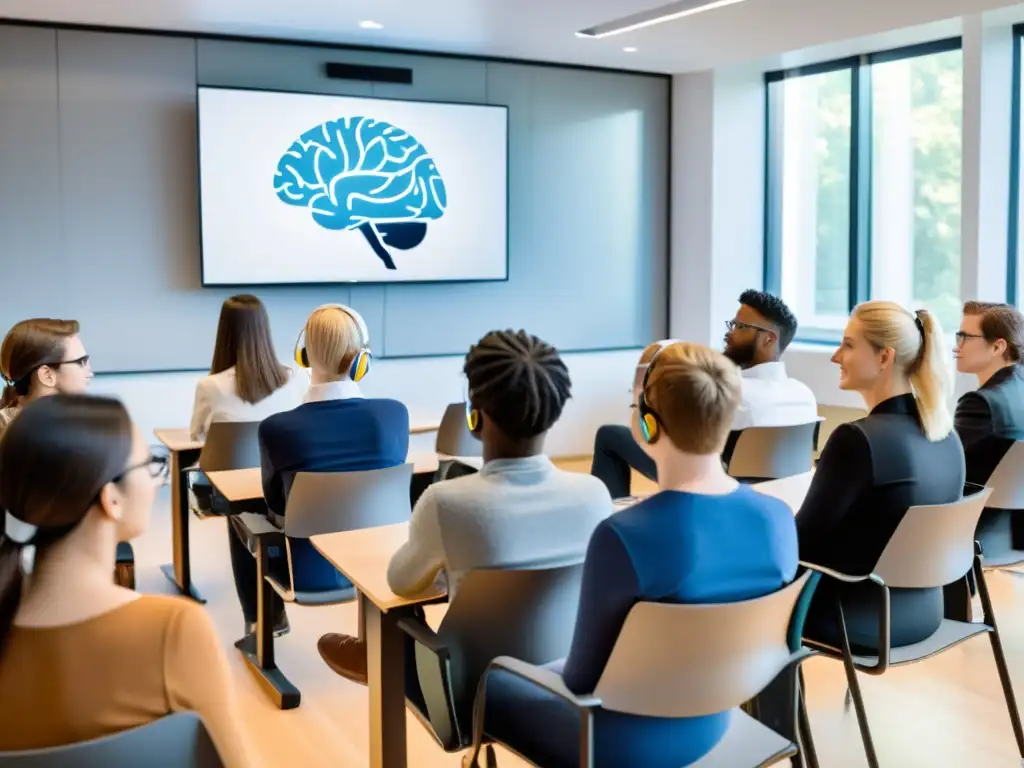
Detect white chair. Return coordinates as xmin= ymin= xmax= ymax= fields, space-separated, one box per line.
xmin=435 ymin=402 xmax=482 ymax=481
xmin=727 ymin=421 xmax=821 ymax=482
xmin=977 ymin=440 xmax=1024 ymax=568
xmin=801 ymin=488 xmax=1024 ymax=768
xmin=0 ymin=712 xmax=223 ymax=767
xmin=400 ymin=564 xmax=584 ymax=752
xmin=232 ymin=462 xmax=414 ymax=709
xmin=465 ymin=572 xmax=818 ymax=768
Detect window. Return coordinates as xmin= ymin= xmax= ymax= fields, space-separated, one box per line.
xmin=1009 ymin=26 xmax=1024 ymax=306
xmin=765 ymin=40 xmax=964 ymax=339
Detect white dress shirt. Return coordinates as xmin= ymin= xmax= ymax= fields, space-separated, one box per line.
xmin=189 ymin=366 xmax=308 ymax=440
xmin=303 ymin=378 xmax=364 ymax=404
xmin=733 ymin=362 xmax=818 ymax=431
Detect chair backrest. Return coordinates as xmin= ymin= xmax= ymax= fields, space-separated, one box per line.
xmin=985 ymin=440 xmax=1024 ymax=510
xmin=726 ymin=422 xmax=819 ymax=481
xmin=593 ymin=571 xmax=811 ymax=718
xmin=437 ymin=564 xmax=584 ymax=720
xmin=872 ymin=487 xmax=991 ymax=589
xmin=0 ymin=712 xmax=223 ymax=767
xmin=283 ymin=463 xmax=414 ymax=539
xmin=435 ymin=403 xmax=482 ymax=458
xmin=198 ymin=421 xmax=261 ymax=473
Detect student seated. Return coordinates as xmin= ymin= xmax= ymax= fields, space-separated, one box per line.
xmin=227 ymin=304 xmax=409 ymax=636
xmin=0 ymin=318 xmax=93 ymax=437
xmin=317 ymin=329 xmax=613 ymax=684
xmin=0 ymin=395 xmax=253 ymax=768
xmin=482 ymin=341 xmax=798 ymax=767
xmin=590 ymin=290 xmax=817 ymax=498
xmin=953 ymin=301 xmax=1024 ymax=486
xmin=189 ymin=294 xmax=306 ymax=441
xmin=798 ymin=302 xmax=964 ymax=651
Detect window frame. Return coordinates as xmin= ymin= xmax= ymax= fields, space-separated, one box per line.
xmin=763 ymin=36 xmax=964 ymax=343
xmin=1007 ymin=25 xmax=1024 ymax=306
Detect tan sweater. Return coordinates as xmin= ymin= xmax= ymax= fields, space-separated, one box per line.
xmin=0 ymin=595 xmax=251 ymax=768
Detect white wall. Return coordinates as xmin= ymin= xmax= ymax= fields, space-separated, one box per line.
xmin=91 ymin=349 xmax=641 ymax=458
xmin=671 ymin=12 xmax=1018 ymax=411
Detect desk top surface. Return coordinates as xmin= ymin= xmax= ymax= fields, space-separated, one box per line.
xmin=312 ymin=523 xmax=443 ymax=612
xmin=204 ymin=455 xmax=482 ymax=502
xmin=153 ymin=428 xmax=204 ymax=453
xmin=207 ymin=467 xmax=263 ymax=502
xmin=753 ymin=471 xmax=814 ymax=512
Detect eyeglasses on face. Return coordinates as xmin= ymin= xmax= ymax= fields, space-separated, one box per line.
xmin=41 ymin=355 xmax=91 ymax=371
xmin=725 ymin=320 xmax=773 ymax=335
xmin=113 ymin=454 xmax=170 ymax=483
xmin=954 ymin=331 xmax=986 ymax=346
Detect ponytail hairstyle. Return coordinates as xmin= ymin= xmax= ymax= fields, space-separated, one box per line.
xmin=0 ymin=319 xmax=80 ymax=410
xmin=0 ymin=395 xmax=132 ymax=657
xmin=852 ymin=301 xmax=953 ymax=442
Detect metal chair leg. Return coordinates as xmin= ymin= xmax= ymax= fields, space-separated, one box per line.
xmin=835 ymin=601 xmax=879 ymax=768
xmin=798 ymin=668 xmax=820 ymax=768
xmin=977 ymin=564 xmax=1024 ymax=758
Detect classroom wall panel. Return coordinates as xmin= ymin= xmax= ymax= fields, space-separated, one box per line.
xmin=0 ymin=24 xmax=669 ymax=372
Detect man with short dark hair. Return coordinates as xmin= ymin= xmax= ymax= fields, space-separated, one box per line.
xmin=954 ymin=301 xmax=1024 ymax=486
xmin=590 ymin=289 xmax=817 ymax=498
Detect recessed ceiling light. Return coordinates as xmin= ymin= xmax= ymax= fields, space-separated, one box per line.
xmin=577 ymin=0 xmax=747 ymax=39
xmin=623 ymin=46 xmax=638 ymax=53
xmin=359 ymin=20 xmax=384 ymax=30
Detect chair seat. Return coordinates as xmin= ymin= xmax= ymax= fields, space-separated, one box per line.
xmin=806 ymin=618 xmax=991 ymax=668
xmin=264 ymin=574 xmax=356 ymax=605
xmin=689 ymin=709 xmax=796 ymax=767
xmin=982 ymin=550 xmax=1024 ymax=568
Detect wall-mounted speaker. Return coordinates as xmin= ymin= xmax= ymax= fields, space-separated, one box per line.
xmin=324 ymin=62 xmax=413 ymax=85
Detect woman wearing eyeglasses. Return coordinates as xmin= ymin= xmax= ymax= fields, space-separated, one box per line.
xmin=0 ymin=318 xmax=93 ymax=437
xmin=0 ymin=395 xmax=255 ymax=767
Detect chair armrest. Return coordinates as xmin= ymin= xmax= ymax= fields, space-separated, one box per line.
xmin=234 ymin=511 xmax=283 ymax=537
xmin=482 ymin=656 xmax=602 ymax=709
xmin=799 ymin=561 xmax=885 ymax=588
xmin=397 ymin=617 xmax=450 ymax=659
xmin=466 ymin=656 xmax=603 ymax=767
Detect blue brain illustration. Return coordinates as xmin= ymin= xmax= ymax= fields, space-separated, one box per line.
xmin=274 ymin=117 xmax=447 ymax=270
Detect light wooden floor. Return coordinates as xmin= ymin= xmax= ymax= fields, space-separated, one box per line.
xmin=130 ymin=462 xmax=1024 ymax=767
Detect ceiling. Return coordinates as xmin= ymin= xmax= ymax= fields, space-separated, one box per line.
xmin=1 ymin=0 xmax=1022 ymax=73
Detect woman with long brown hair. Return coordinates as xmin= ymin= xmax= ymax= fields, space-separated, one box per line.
xmin=0 ymin=395 xmax=254 ymax=767
xmin=189 ymin=294 xmax=305 ymax=440
xmin=0 ymin=318 xmax=92 ymax=436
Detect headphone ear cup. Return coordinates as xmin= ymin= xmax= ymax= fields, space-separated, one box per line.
xmin=350 ymin=351 xmax=371 ymax=382
xmin=641 ymin=413 xmax=659 ymax=444
xmin=466 ymin=408 xmax=480 ymax=433
xmin=296 ymin=347 xmax=309 ymax=369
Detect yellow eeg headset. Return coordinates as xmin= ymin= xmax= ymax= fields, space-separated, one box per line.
xmin=464 ymin=381 xmax=480 ymax=433
xmin=636 ymin=340 xmax=679 ymax=444
xmin=294 ymin=304 xmax=372 ymax=382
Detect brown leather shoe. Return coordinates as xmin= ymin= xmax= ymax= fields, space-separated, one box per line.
xmin=317 ymin=633 xmax=368 ymax=685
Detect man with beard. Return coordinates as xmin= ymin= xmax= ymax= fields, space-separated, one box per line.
xmin=590 ymin=289 xmax=817 ymax=498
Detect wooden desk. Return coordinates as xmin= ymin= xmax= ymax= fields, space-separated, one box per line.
xmin=753 ymin=470 xmax=815 ymax=512
xmin=154 ymin=428 xmax=205 ymax=602
xmin=313 ymin=523 xmax=444 ymax=768
xmin=204 ymin=456 xmax=481 ymax=506
xmin=207 ymin=467 xmax=263 ymax=504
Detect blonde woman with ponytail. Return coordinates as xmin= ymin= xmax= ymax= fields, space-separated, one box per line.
xmin=796 ymin=301 xmax=966 ymax=652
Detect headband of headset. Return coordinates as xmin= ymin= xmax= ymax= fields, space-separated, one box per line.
xmin=294 ymin=304 xmax=372 ymax=380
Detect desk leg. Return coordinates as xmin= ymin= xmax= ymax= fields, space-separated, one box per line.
xmin=364 ymin=596 xmax=407 ymax=768
xmin=160 ymin=448 xmax=205 ymax=603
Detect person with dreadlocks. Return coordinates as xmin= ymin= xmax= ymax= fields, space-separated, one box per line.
xmin=317 ymin=329 xmax=612 ymax=683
